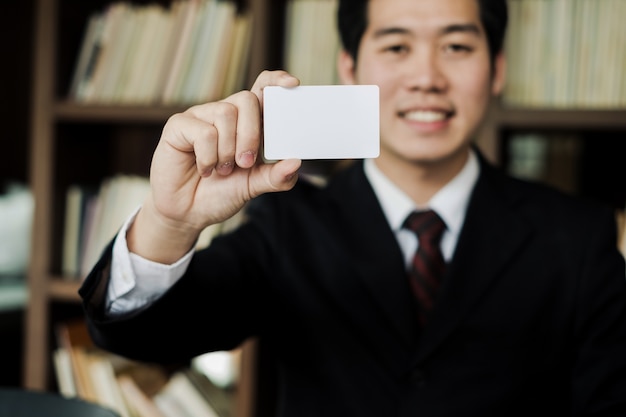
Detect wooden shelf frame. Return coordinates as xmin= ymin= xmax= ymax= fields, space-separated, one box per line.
xmin=492 ymin=107 xmax=626 ymax=129
xmin=24 ymin=0 xmax=58 ymax=393
xmin=476 ymin=104 xmax=626 ymax=164
xmin=24 ymin=2 xmax=276 ymax=416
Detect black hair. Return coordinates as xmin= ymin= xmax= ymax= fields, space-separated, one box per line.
xmin=337 ymin=0 xmax=508 ymax=64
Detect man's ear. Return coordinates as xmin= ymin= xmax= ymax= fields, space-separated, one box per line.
xmin=337 ymin=49 xmax=357 ymax=85
xmin=491 ymin=51 xmax=506 ymax=96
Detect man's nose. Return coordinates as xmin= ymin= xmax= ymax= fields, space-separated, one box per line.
xmin=404 ymin=49 xmax=447 ymax=93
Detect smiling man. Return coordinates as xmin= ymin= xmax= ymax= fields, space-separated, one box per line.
xmin=80 ymin=1 xmax=626 ymax=416
xmin=338 ymin=0 xmax=505 ymax=205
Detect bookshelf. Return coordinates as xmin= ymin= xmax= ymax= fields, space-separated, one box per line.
xmin=24 ymin=0 xmax=279 ymax=416
xmin=24 ymin=0 xmax=626 ymax=415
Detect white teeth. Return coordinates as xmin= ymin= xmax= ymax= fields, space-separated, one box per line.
xmin=403 ymin=110 xmax=447 ymax=122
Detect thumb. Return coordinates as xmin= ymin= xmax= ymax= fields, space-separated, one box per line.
xmin=250 ymin=158 xmax=302 ymax=197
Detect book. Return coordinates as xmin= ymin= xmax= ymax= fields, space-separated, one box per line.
xmin=54 ymin=320 xmax=172 ymax=416
xmin=116 ymin=5 xmax=164 ymax=103
xmin=183 ymin=367 xmax=234 ymax=417
xmin=161 ymin=0 xmax=204 ymax=104
xmin=154 ymin=371 xmax=220 ymax=417
xmin=73 ymin=347 xmax=102 ymax=403
xmin=62 ymin=185 xmax=85 ymax=277
xmin=548 ymin=0 xmax=568 ymax=107
xmin=96 ymin=5 xmax=139 ymax=103
xmin=69 ymin=13 xmax=105 ymax=100
xmin=53 ymin=347 xmax=77 ymax=397
xmin=177 ymin=0 xmax=220 ymax=103
xmin=135 ymin=5 xmax=174 ymax=103
xmin=54 ymin=320 xmax=94 ymax=397
xmin=80 ymin=3 xmax=130 ymax=102
xmin=283 ymin=0 xmax=340 ymax=86
xmin=221 ymin=12 xmax=253 ymax=98
xmin=79 ymin=175 xmax=150 ymax=278
xmin=87 ymin=352 xmax=133 ymax=417
xmin=193 ymin=1 xmax=238 ymax=103
xmin=118 ymin=374 xmax=168 ymax=417
xmin=154 ymin=0 xmax=194 ymax=101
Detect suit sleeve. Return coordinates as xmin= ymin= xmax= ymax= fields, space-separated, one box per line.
xmin=79 ymin=206 xmax=278 ymax=365
xmin=571 ymin=207 xmax=626 ymax=415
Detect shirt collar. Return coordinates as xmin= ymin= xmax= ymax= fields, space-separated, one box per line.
xmin=364 ymin=150 xmax=480 ymax=236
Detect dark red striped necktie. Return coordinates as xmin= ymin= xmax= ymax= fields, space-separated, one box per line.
xmin=403 ymin=210 xmax=447 ymax=327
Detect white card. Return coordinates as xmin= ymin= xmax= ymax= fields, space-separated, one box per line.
xmin=263 ymin=85 xmax=380 ymax=160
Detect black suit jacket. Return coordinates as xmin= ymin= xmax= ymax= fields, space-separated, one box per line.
xmin=80 ymin=155 xmax=626 ymax=416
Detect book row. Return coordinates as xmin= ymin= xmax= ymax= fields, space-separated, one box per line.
xmin=62 ymin=175 xmax=150 ymax=279
xmin=69 ymin=0 xmax=253 ymax=105
xmin=283 ymin=0 xmax=340 ymax=86
xmin=62 ymin=175 xmax=242 ymax=280
xmin=503 ymin=0 xmax=626 ymax=108
xmin=54 ymin=320 xmax=239 ymax=417
xmin=67 ymin=0 xmax=624 ymax=109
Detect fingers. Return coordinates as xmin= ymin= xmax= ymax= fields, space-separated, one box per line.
xmin=161 ymin=112 xmax=219 ymax=177
xmin=164 ymin=71 xmax=300 ymax=177
xmin=185 ymin=90 xmax=260 ymax=175
xmin=250 ymin=158 xmax=303 ymax=198
xmin=222 ymin=91 xmax=262 ymax=169
xmin=269 ymin=158 xmax=302 ymax=191
xmin=251 ymin=70 xmax=300 ymax=108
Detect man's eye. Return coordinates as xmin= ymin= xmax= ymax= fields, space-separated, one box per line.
xmin=445 ymin=44 xmax=473 ymax=53
xmin=384 ymin=45 xmax=409 ymax=54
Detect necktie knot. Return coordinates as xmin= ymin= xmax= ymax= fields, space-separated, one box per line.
xmin=403 ymin=210 xmax=446 ymax=245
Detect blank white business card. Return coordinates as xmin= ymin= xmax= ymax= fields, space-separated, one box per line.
xmin=263 ymin=85 xmax=380 ymax=160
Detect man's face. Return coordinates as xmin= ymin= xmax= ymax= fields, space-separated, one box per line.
xmin=339 ymin=0 xmax=504 ymax=175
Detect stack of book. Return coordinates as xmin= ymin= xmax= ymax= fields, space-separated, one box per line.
xmin=53 ymin=320 xmax=237 ymax=417
xmin=504 ymin=0 xmax=626 ymax=108
xmin=61 ymin=174 xmax=245 ymax=281
xmin=69 ymin=0 xmax=253 ymax=105
xmin=61 ymin=175 xmax=151 ymax=280
xmin=283 ymin=0 xmax=340 ymax=86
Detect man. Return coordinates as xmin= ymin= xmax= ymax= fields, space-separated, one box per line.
xmin=80 ymin=0 xmax=626 ymax=415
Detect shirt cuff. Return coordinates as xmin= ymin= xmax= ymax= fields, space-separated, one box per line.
xmin=107 ymin=206 xmax=194 ymax=315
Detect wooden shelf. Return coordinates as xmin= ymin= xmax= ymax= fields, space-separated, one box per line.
xmin=25 ymin=3 xmax=275 ymax=413
xmin=492 ymin=106 xmax=626 ymax=129
xmin=47 ymin=277 xmax=81 ymax=302
xmin=55 ymin=101 xmax=189 ymax=123
xmin=54 ymin=101 xmax=626 ymax=128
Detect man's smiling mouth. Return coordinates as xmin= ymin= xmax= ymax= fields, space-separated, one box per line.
xmin=399 ymin=109 xmax=453 ymax=122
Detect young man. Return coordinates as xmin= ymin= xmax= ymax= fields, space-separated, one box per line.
xmin=80 ymin=0 xmax=626 ymax=415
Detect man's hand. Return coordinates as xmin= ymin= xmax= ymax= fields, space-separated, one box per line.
xmin=128 ymin=71 xmax=302 ymax=263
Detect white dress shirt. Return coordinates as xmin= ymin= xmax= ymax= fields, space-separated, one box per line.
xmin=106 ymin=150 xmax=480 ymax=315
xmin=364 ymin=151 xmax=479 ymax=267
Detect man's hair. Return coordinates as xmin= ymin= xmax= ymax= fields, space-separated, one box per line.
xmin=337 ymin=0 xmax=508 ymax=64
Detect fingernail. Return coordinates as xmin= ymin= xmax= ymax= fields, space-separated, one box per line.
xmin=238 ymin=151 xmax=256 ymax=167
xmin=217 ymin=161 xmax=234 ymax=175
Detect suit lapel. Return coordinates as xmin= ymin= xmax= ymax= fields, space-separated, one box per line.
xmin=328 ymin=162 xmax=418 ymax=349
xmin=412 ymin=159 xmax=533 ymax=365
